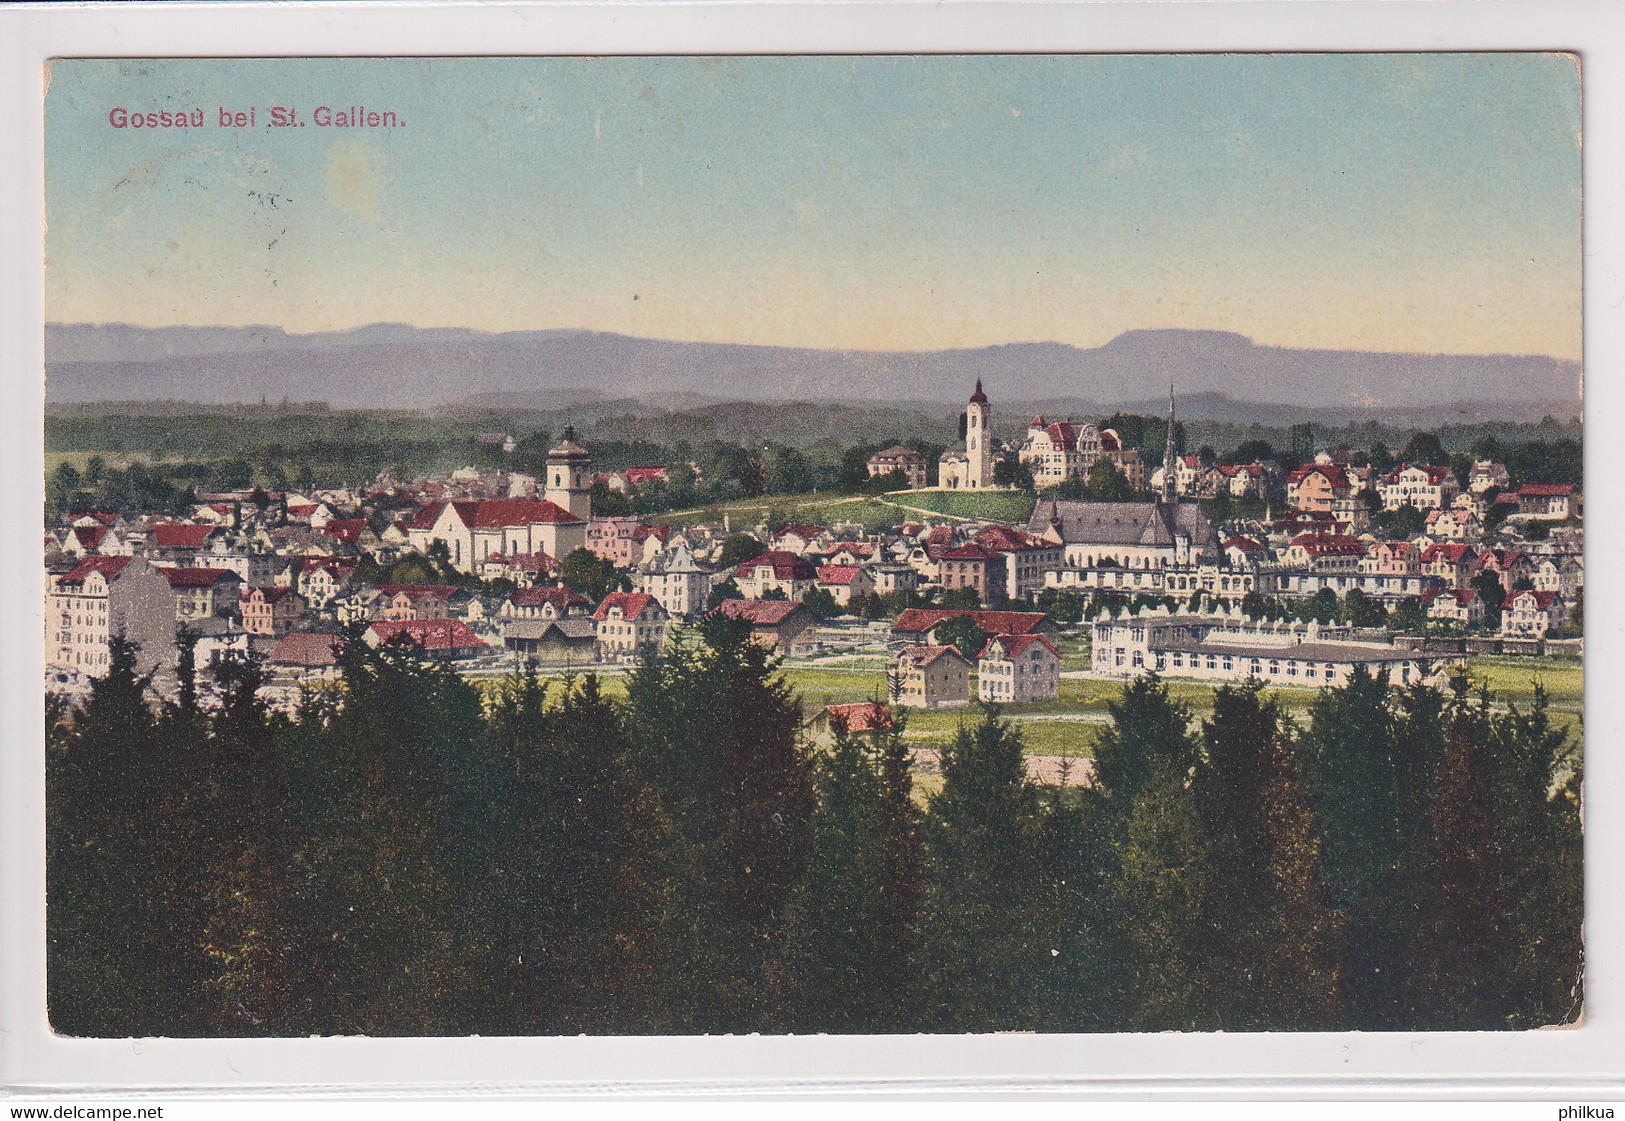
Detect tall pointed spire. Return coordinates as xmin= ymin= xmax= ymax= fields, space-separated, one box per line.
xmin=1160 ymin=382 xmax=1178 ymax=505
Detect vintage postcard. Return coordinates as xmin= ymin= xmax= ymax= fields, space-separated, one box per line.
xmin=32 ymin=47 xmax=1589 ymax=1056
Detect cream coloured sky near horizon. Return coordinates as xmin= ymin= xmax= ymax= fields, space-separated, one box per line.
xmin=45 ymin=54 xmax=1582 ymax=360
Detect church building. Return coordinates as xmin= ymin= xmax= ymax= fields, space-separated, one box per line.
xmin=938 ymin=380 xmax=997 ymax=489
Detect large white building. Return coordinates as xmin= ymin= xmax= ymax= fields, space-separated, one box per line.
xmin=46 ymin=555 xmax=177 ymax=682
xmin=639 ymin=540 xmax=713 ymax=619
xmin=1091 ymin=606 xmax=1431 ymax=687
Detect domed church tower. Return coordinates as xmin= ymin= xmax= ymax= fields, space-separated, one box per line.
xmin=545 ymin=427 xmax=593 ymax=521
xmin=965 ymin=380 xmax=994 ymax=489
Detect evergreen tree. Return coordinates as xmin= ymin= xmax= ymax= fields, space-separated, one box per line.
xmin=284 ymin=636 xmax=493 ymax=1034
xmin=920 ymin=707 xmax=1053 ymax=1030
xmin=46 ymin=636 xmax=170 ymax=1035
xmin=777 ymin=716 xmax=917 ymax=1031
xmin=480 ymin=671 xmax=674 ymax=1034
xmin=1194 ymin=681 xmax=1339 ymax=1029
xmin=623 ymin=617 xmax=816 ymax=1030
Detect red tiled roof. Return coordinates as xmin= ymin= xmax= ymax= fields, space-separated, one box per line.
xmin=621 ymin=466 xmax=669 ymax=486
xmin=974 ymin=526 xmax=1048 ymax=553
xmin=978 ymin=633 xmax=1061 ymax=661
xmin=708 ymin=599 xmax=807 ymax=627
xmin=68 ymin=511 xmax=119 ymax=527
xmin=509 ymin=586 xmax=589 ymax=609
xmin=1222 ymin=536 xmax=1265 ymax=553
xmin=1288 ymin=532 xmax=1368 ymax=557
xmin=593 ymin=592 xmax=657 ymax=621
xmin=817 ymin=565 xmax=864 ymax=586
xmin=268 ymin=632 xmax=345 ymax=667
xmin=58 ymin=556 xmax=132 ymax=587
xmin=152 ymin=523 xmax=215 ymax=549
xmin=1518 ymin=483 xmax=1575 ymax=497
xmin=160 ymin=566 xmax=238 ymax=588
xmin=771 ymin=524 xmax=827 ymax=543
xmin=323 ymin=518 xmax=367 ymax=543
xmin=407 ymin=501 xmax=446 ymax=530
xmin=1287 ymin=464 xmax=1350 ymax=489
xmin=451 ymin=499 xmax=583 ymax=529
xmin=819 ymin=702 xmax=894 ymax=734
xmin=366 ymin=618 xmax=487 ymax=652
xmin=1384 ymin=464 xmax=1453 ymax=485
xmin=1420 ymin=542 xmax=1475 ymax=565
xmin=633 ymin=524 xmax=673 ymax=545
xmin=938 ymin=542 xmax=1001 ymax=562
xmin=737 ymin=550 xmax=817 ymax=581
xmin=70 ymin=525 xmax=108 ymax=551
xmin=241 ymin=585 xmax=298 ymax=603
xmin=921 ymin=526 xmax=956 ymax=548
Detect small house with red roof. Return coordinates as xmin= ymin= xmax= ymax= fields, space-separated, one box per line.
xmin=593 ymin=592 xmax=668 ymax=658
xmin=1286 ymin=465 xmax=1353 ymax=514
xmin=1419 ymin=542 xmax=1479 ymax=589
xmin=768 ymin=524 xmax=830 ymax=556
xmin=240 ymin=585 xmax=306 ymax=636
xmin=1281 ymin=532 xmax=1368 ymax=573
xmin=735 ymin=550 xmax=818 ymax=600
xmin=499 ymin=585 xmax=592 ymax=621
xmin=977 ymin=632 xmax=1061 ymax=704
xmin=159 ymin=565 xmax=243 ymax=622
xmin=706 ymin=598 xmax=818 ymax=653
xmin=1424 ymin=588 xmax=1485 ymax=627
xmin=937 ymin=541 xmax=1002 ymax=604
xmin=815 ymin=564 xmax=874 ymax=608
xmin=1515 ymin=483 xmax=1578 ymax=521
xmin=362 ymin=618 xmax=488 ymax=659
xmin=147 ymin=522 xmax=219 ymax=562
xmin=891 ymin=644 xmax=972 ymax=709
xmin=1500 ymin=590 xmax=1568 ymax=638
xmin=1380 ymin=464 xmax=1460 ymax=512
xmin=267 ymin=632 xmax=345 ymax=680
xmin=802 ymin=701 xmax=896 ymax=749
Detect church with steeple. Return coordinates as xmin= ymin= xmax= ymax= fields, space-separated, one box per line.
xmin=1026 ymin=384 xmax=1221 ymax=569
xmin=938 ymin=380 xmax=997 ymax=489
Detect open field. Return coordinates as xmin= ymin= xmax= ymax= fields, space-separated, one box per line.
xmin=485 ymin=650 xmax=1582 ymax=762
xmin=652 ymin=494 xmax=911 ymax=533
xmin=650 ymin=487 xmax=1039 ymax=533
xmin=871 ymin=488 xmax=1037 ymax=524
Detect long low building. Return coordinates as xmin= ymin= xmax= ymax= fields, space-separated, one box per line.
xmin=1260 ymin=570 xmax=1441 ymax=603
xmin=1092 ymin=608 xmax=1433 ymax=687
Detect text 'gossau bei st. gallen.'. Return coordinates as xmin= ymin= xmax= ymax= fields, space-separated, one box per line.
xmin=108 ymin=105 xmax=404 ymax=129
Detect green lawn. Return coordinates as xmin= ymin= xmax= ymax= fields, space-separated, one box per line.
xmin=473 ymin=651 xmax=1582 ymax=759
xmin=650 ymin=487 xmax=1038 ymax=533
xmin=872 ymin=489 xmax=1036 ymax=524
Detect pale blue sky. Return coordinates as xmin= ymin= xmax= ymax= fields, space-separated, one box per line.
xmin=45 ymin=54 xmax=1581 ymax=358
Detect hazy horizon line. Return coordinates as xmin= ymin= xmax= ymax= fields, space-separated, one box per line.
xmin=44 ymin=320 xmax=1584 ymax=366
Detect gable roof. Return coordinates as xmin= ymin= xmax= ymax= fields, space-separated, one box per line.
xmin=374 ymin=583 xmax=464 ymax=601
xmin=508 ymin=586 xmax=590 ymax=610
xmin=58 ymin=556 xmax=133 ymax=587
xmin=268 ymin=632 xmax=346 ymax=667
xmin=736 ymin=550 xmax=817 ymax=581
xmin=1518 ymin=483 xmax=1575 ymax=497
xmin=815 ymin=702 xmax=894 ymax=735
xmin=450 ymin=499 xmax=583 ymax=529
xmin=1026 ymin=499 xmax=1218 ymax=553
xmin=978 ymin=633 xmax=1061 ymax=661
xmin=708 ymin=598 xmax=809 ymax=627
xmin=817 ymin=565 xmax=865 ymax=586
xmin=899 ymin=644 xmax=972 ymax=668
xmin=593 ymin=592 xmax=658 ymax=621
xmin=151 ymin=523 xmax=215 ymax=549
xmin=160 ymin=566 xmax=240 ymax=588
xmin=365 ymin=618 xmax=487 ymax=651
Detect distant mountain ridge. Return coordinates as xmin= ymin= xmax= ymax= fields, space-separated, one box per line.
xmin=45 ymin=323 xmax=1582 ymax=417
